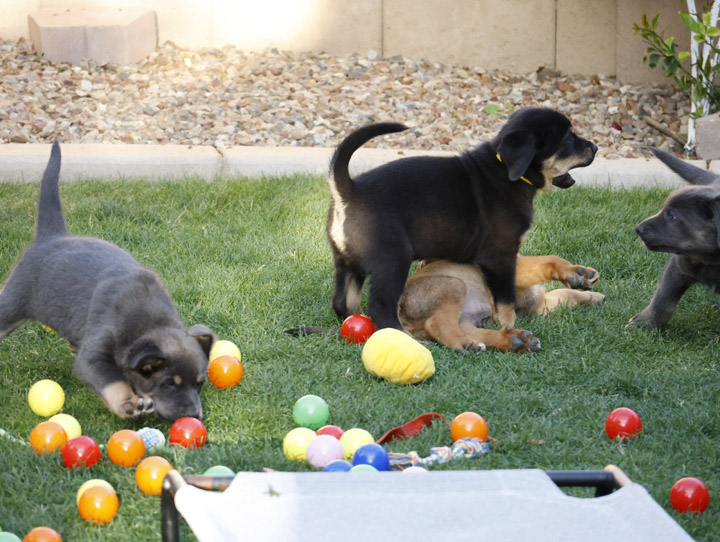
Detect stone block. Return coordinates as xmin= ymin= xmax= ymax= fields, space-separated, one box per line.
xmin=28 ymin=8 xmax=157 ymax=65
xmin=695 ymin=113 xmax=720 ymax=160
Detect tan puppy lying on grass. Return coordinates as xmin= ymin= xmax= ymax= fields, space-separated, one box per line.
xmin=398 ymin=255 xmax=605 ymax=353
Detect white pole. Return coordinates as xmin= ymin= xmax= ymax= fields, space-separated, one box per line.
xmin=686 ymin=0 xmax=699 ymax=152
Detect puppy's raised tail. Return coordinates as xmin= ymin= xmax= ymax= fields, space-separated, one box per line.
xmin=329 ymin=122 xmax=408 ymax=200
xmin=651 ymin=147 xmax=718 ymax=186
xmin=284 ymin=326 xmax=338 ymax=338
xmin=35 ymin=141 xmax=68 ymax=240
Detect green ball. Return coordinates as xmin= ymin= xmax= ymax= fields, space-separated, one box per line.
xmin=292 ymin=395 xmax=330 ymax=430
xmin=349 ymin=464 xmax=378 ymax=473
xmin=203 ymin=465 xmax=235 ymax=476
xmin=0 ymin=533 xmax=22 ymax=542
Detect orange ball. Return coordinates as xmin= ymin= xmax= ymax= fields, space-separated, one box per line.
xmin=23 ymin=527 xmax=62 ymax=542
xmin=107 ymin=429 xmax=146 ymax=467
xmin=450 ymin=411 xmax=488 ymax=442
xmin=135 ymin=456 xmax=172 ymax=496
xmin=208 ymin=355 xmax=243 ymax=388
xmin=29 ymin=421 xmax=68 ymax=454
xmin=78 ymin=485 xmax=119 ymax=525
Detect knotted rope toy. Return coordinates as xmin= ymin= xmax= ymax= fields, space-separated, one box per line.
xmin=376 ymin=412 xmax=491 ymax=471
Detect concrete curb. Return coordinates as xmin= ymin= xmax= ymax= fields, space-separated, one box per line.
xmin=0 ymin=143 xmax=710 ymax=189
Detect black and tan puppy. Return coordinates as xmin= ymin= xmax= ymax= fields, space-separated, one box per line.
xmin=327 ymin=108 xmax=597 ymax=345
xmin=400 ymin=256 xmax=604 ymax=353
xmin=628 ymin=147 xmax=720 ymax=328
xmin=0 ymin=143 xmax=214 ymax=420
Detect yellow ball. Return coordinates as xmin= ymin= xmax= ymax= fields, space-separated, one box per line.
xmin=76 ymin=479 xmax=114 ymax=505
xmin=282 ymin=427 xmax=316 ymax=461
xmin=28 ymin=379 xmax=65 ymax=416
xmin=361 ymin=328 xmax=435 ymax=385
xmin=339 ymin=428 xmax=375 ymax=460
xmin=49 ymin=413 xmax=82 ymax=440
xmin=209 ymin=340 xmax=242 ymax=363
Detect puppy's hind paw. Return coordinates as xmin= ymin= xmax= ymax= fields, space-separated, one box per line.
xmin=563 ymin=265 xmax=599 ymax=290
xmin=462 ymin=341 xmax=487 ymax=353
xmin=505 ymin=328 xmax=541 ymax=353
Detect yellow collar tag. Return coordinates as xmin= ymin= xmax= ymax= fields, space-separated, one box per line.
xmin=496 ymin=153 xmax=534 ymax=187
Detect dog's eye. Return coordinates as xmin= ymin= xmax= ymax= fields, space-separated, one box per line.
xmin=161 ymin=378 xmax=179 ymax=390
xmin=665 ymin=209 xmax=676 ymax=221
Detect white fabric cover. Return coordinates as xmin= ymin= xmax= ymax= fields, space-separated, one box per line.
xmin=173 ymin=469 xmax=694 ymax=542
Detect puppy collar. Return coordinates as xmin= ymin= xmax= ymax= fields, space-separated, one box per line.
xmin=496 ymin=153 xmax=534 ymax=187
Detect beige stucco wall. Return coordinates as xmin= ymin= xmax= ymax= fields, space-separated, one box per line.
xmin=0 ymin=0 xmax=695 ymax=83
xmin=383 ymin=0 xmax=556 ymax=73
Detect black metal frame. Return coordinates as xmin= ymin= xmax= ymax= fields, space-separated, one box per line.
xmin=160 ymin=465 xmax=632 ymax=542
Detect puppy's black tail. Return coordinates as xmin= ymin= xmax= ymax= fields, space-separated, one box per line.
xmin=651 ymin=147 xmax=718 ymax=186
xmin=329 ymin=123 xmax=408 ymax=200
xmin=284 ymin=326 xmax=339 ymax=338
xmin=35 ymin=141 xmax=68 ymax=240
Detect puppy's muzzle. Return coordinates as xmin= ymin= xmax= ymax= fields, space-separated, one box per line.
xmin=551 ymin=142 xmax=598 ymax=189
xmin=636 ymin=219 xmax=656 ymax=249
xmin=552 ymin=173 xmax=575 ymax=189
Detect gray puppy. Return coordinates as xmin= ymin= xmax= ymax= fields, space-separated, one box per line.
xmin=0 ymin=142 xmax=214 ymax=420
xmin=628 ymin=147 xmax=720 ymax=328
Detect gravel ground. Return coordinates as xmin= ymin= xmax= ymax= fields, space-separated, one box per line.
xmin=0 ymin=38 xmax=690 ymax=158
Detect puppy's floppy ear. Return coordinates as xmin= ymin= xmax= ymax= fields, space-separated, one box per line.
xmin=712 ymin=197 xmax=720 ymax=249
xmin=129 ymin=351 xmax=166 ymax=377
xmin=497 ymin=131 xmax=536 ymax=181
xmin=188 ymin=324 xmax=215 ymax=358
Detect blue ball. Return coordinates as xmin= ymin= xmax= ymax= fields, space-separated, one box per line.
xmin=351 ymin=443 xmax=389 ymax=471
xmin=322 ymin=459 xmax=353 ymax=472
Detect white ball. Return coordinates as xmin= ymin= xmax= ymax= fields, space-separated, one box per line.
xmin=137 ymin=427 xmax=165 ymax=450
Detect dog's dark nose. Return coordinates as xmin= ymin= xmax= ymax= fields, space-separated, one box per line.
xmin=636 ymin=223 xmax=649 ymax=238
xmin=590 ymin=142 xmax=598 ymax=154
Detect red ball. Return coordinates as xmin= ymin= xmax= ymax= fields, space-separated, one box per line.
xmin=62 ymin=436 xmax=101 ymax=469
xmin=605 ymin=407 xmax=642 ymax=440
xmin=317 ymin=424 xmax=345 ymax=439
xmin=340 ymin=315 xmax=375 ymax=344
xmin=169 ymin=417 xmax=207 ymax=448
xmin=670 ymin=477 xmax=710 ymax=514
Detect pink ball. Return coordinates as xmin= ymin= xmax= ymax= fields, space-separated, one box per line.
xmin=305 ymin=434 xmax=345 ymax=468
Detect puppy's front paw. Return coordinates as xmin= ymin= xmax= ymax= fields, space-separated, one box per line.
xmin=561 ymin=265 xmax=599 ymax=290
xmin=503 ymin=327 xmax=541 ymax=353
xmin=101 ymin=382 xmax=155 ymax=419
xmin=626 ymin=311 xmax=660 ymax=329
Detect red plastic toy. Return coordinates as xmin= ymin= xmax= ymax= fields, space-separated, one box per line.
xmin=340 ymin=314 xmax=375 ymax=344
xmin=605 ymin=407 xmax=642 ymax=440
xmin=317 ymin=424 xmax=345 ymax=439
xmin=670 ymin=477 xmax=710 ymax=514
xmin=62 ymin=436 xmax=101 ymax=469
xmin=169 ymin=417 xmax=207 ymax=448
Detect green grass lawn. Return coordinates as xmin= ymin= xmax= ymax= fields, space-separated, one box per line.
xmin=0 ymin=176 xmax=718 ymax=540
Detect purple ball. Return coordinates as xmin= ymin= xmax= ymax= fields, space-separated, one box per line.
xmin=351 ymin=442 xmax=389 ymax=471
xmin=323 ymin=459 xmax=353 ymax=472
xmin=306 ymin=434 xmax=345 ymax=468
